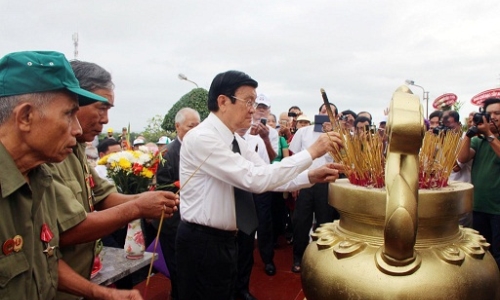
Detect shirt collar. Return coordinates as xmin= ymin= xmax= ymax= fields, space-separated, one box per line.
xmin=206 ymin=113 xmax=238 ymax=148
xmin=0 ymin=142 xmax=52 ymax=198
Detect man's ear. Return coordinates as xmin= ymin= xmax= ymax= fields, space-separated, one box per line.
xmin=14 ymin=103 xmax=35 ymax=132
xmin=217 ymin=95 xmax=229 ymax=112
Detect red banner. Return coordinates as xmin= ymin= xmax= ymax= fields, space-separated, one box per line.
xmin=471 ymin=88 xmax=500 ymax=106
xmin=432 ymin=93 xmax=457 ymax=109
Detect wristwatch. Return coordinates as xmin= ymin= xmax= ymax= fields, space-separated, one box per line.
xmin=487 ymin=135 xmax=496 ymax=143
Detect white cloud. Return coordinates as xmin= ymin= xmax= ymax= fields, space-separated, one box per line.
xmin=2 ymin=0 xmax=500 ymax=135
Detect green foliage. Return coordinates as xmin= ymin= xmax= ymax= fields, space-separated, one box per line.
xmin=141 ymin=114 xmax=171 ymax=143
xmin=161 ymin=88 xmax=209 ymax=131
xmin=453 ymin=100 xmax=464 ymax=113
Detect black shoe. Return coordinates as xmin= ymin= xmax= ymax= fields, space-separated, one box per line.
xmin=236 ymin=291 xmax=257 ymax=300
xmin=265 ymin=262 xmax=276 ymax=276
xmin=291 ymin=262 xmax=301 ymax=273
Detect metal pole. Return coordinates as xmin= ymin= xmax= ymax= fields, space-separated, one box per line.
xmin=424 ymin=91 xmax=429 ymax=119
xmin=178 ymin=73 xmax=199 ymax=88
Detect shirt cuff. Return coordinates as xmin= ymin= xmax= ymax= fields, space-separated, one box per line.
xmin=296 ymin=170 xmax=311 ymax=185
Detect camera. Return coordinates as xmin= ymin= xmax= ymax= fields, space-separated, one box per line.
xmin=472 ymin=111 xmax=491 ymax=125
xmin=340 ymin=115 xmax=348 ymax=121
xmin=365 ymin=125 xmax=376 ymax=134
xmin=465 ymin=126 xmax=479 ymax=138
xmin=288 ymin=112 xmax=297 ymax=118
xmin=432 ymin=123 xmax=451 ymax=135
xmin=260 ymin=118 xmax=267 ymax=125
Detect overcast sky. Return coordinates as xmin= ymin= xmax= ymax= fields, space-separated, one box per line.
xmin=2 ymin=0 xmax=500 ymax=133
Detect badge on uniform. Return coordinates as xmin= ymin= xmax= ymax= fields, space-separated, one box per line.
xmin=2 ymin=235 xmax=23 ymax=255
xmin=41 ymin=223 xmax=56 ymax=257
xmin=13 ymin=235 xmax=23 ymax=252
xmin=2 ymin=239 xmax=15 ymax=255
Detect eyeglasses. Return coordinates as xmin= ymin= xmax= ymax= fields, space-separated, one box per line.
xmin=231 ymin=96 xmax=258 ymax=109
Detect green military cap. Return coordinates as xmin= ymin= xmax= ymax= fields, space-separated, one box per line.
xmin=0 ymin=51 xmax=108 ymax=106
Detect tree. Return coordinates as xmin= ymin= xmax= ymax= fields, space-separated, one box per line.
xmin=161 ymin=88 xmax=209 ymax=131
xmin=142 ymin=115 xmax=172 ymax=143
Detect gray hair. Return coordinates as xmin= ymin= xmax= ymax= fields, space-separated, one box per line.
xmin=0 ymin=92 xmax=56 ymax=125
xmin=175 ymin=107 xmax=200 ymax=125
xmin=70 ymin=60 xmax=114 ymax=92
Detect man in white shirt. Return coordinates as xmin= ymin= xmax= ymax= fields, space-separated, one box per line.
xmin=234 ymin=127 xmax=268 ymax=300
xmin=177 ymin=70 xmax=343 ymax=300
xmin=289 ymin=102 xmax=341 ymax=274
xmin=247 ymin=94 xmax=280 ymax=281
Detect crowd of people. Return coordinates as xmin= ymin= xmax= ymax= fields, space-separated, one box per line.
xmin=1 ymin=49 xmax=499 ymax=300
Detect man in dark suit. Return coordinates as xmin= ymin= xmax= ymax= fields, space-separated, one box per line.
xmin=154 ymin=107 xmax=200 ymax=300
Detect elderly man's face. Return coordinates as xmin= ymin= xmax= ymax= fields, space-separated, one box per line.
xmin=176 ymin=111 xmax=200 ymax=141
xmin=76 ymin=88 xmax=114 ymax=143
xmin=30 ymin=91 xmax=82 ymax=162
xmin=253 ymin=104 xmax=270 ymax=122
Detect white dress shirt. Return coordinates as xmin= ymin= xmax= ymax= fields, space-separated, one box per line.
xmin=269 ymin=126 xmax=279 ymax=154
xmin=242 ymin=132 xmax=270 ymax=164
xmin=289 ymin=125 xmax=334 ymax=170
xmin=245 ymin=124 xmax=279 ymax=157
xmin=180 ymin=113 xmax=315 ymax=231
xmin=449 ymin=133 xmax=472 ymax=183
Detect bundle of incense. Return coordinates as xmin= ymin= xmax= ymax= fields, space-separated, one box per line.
xmin=418 ymin=129 xmax=463 ymax=189
xmin=329 ymin=124 xmax=385 ymax=188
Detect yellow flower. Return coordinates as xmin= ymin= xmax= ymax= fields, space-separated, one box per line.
xmin=141 ymin=168 xmax=154 ymax=179
xmin=98 ymin=154 xmax=110 ymax=165
xmin=118 ymin=157 xmax=132 ymax=170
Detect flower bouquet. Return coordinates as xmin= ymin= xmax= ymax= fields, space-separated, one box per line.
xmin=98 ymin=147 xmax=160 ymax=194
xmin=98 ymin=148 xmax=162 ymax=259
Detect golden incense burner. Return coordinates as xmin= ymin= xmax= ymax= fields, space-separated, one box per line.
xmin=302 ymin=87 xmax=500 ymax=299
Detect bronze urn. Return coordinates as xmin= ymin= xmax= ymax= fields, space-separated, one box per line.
xmin=301 ymin=87 xmax=500 ymax=299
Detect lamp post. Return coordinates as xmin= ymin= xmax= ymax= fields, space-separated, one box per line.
xmin=178 ymin=73 xmax=199 ymax=88
xmin=405 ymin=79 xmax=429 ymax=119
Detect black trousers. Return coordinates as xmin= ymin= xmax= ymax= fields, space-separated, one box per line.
xmin=473 ymin=211 xmax=500 ymax=270
xmin=271 ymin=191 xmax=287 ymax=243
xmin=235 ymin=230 xmax=256 ymax=294
xmin=253 ymin=191 xmax=274 ymax=264
xmin=176 ymin=221 xmax=238 ymax=300
xmin=292 ymin=182 xmax=339 ymax=264
xmin=157 ymin=211 xmax=180 ymax=299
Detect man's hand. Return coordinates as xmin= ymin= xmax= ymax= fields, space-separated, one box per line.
xmin=307 ymin=163 xmax=344 ymax=184
xmin=476 ymin=116 xmax=493 ymax=136
xmin=92 ymin=285 xmax=143 ymax=300
xmin=105 ymin=288 xmax=143 ymax=300
xmin=134 ymin=191 xmax=179 ymax=219
xmin=322 ymin=122 xmax=333 ymax=132
xmin=250 ymin=122 xmax=270 ymax=139
xmin=279 ymin=126 xmax=291 ymax=139
xmin=307 ymin=131 xmax=343 ymax=159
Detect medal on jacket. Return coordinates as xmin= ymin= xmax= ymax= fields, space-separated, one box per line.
xmin=84 ymin=163 xmax=95 ymax=212
xmin=41 ymin=223 xmax=56 ymax=257
xmin=2 ymin=235 xmax=23 ymax=255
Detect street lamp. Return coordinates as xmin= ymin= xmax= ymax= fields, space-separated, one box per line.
xmin=405 ymin=79 xmax=429 ymax=119
xmin=178 ymin=73 xmax=199 ymax=88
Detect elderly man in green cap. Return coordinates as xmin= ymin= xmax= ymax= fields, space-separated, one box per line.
xmin=46 ymin=60 xmax=179 ymax=299
xmin=0 ymin=51 xmax=145 ymax=299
